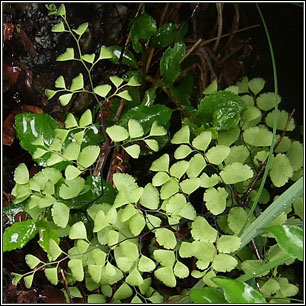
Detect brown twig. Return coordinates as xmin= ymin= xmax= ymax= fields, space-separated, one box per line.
xmin=61 ymin=269 xmax=73 ymax=303
xmin=213 ymin=3 xmax=224 ymax=52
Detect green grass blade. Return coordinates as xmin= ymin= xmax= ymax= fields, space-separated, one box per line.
xmin=237 ymin=253 xmax=292 ymax=282
xmin=238 ymin=177 xmax=303 ymax=249
xmin=238 ymin=3 xmax=280 ymax=236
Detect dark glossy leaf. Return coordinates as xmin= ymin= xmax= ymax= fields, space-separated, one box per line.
xmin=261 ymin=225 xmax=303 ymax=261
xmin=151 ymin=23 xmax=178 ymax=48
xmin=131 ymin=13 xmax=157 ymax=53
xmin=189 ymin=287 xmax=227 ymax=303
xmin=15 ymin=113 xmax=61 ymax=165
xmin=142 ymin=88 xmax=156 ymax=106
xmin=197 ymin=91 xmax=246 ymax=131
xmin=160 ymin=42 xmax=186 ymax=85
xmin=170 ymin=70 xmax=194 ymax=107
xmin=76 ymin=175 xmax=117 ymax=206
xmin=119 ymin=104 xmax=173 ymax=133
xmin=212 ymin=277 xmax=266 ymax=303
xmin=3 ymin=219 xmax=38 ymax=252
xmin=37 ymin=219 xmax=60 ymax=256
xmin=106 ymin=46 xmax=138 ymax=68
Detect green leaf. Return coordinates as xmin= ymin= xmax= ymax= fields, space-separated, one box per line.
xmin=140 ymin=183 xmax=159 ymax=209
xmin=70 ymin=73 xmax=84 ymax=91
xmin=270 ymin=154 xmax=293 ymax=187
xmin=151 ymin=23 xmax=177 ymax=47
xmin=119 ymin=104 xmax=173 ymax=134
xmin=59 ymin=177 xmax=85 ymax=199
xmin=149 ymin=121 xmax=167 ymax=137
xmin=217 ymin=126 xmax=240 ymax=146
xmin=265 ymin=109 xmax=295 ymax=131
xmin=174 ymin=144 xmax=193 ymax=159
xmin=91 ymin=248 xmax=107 ymax=266
xmin=262 ymin=225 xmax=303 ymax=261
xmin=138 ymin=255 xmax=156 ymax=272
xmin=33 ymin=148 xmax=48 ymax=159
xmin=62 ymin=142 xmax=80 ymax=161
xmin=88 ymin=294 xmax=106 ymax=303
xmin=206 ymin=145 xmax=230 ymax=165
xmin=142 ymin=87 xmax=156 ymax=105
xmin=276 ymin=277 xmax=299 ymax=297
xmin=116 ymin=90 xmax=132 ymax=101
xmin=225 ymin=145 xmax=250 ymax=165
xmin=88 ymin=264 xmax=102 ymax=283
xmin=150 ymin=153 xmax=169 ymax=172
xmin=220 ymin=162 xmax=253 ymax=184
xmin=110 ymin=75 xmax=124 ymax=88
xmin=212 ymin=254 xmax=238 ymax=272
xmin=153 ymin=249 xmax=175 ymax=267
xmin=190 ymin=287 xmax=227 ymax=304
xmin=152 ymin=171 xmax=170 ymax=187
xmin=57 ymin=48 xmax=75 ymax=61
xmin=160 ymin=178 xmax=179 ymax=199
xmin=65 ymin=165 xmax=82 ymax=180
xmin=171 ymin=125 xmax=190 ymax=144
xmin=124 ymin=144 xmax=140 ymax=159
xmin=198 ymin=91 xmax=246 ymax=131
xmin=180 ymin=178 xmax=201 ymax=195
xmin=99 ymin=45 xmax=113 ymax=60
xmin=15 ymin=113 xmax=61 ymax=164
xmin=131 ymin=295 xmax=143 ymax=303
xmin=48 ymin=238 xmax=62 ymax=260
xmin=3 ymin=219 xmax=38 ymax=252
xmin=106 ymin=125 xmax=129 ymax=142
xmin=131 ymin=13 xmax=157 ymax=53
xmin=199 ymin=173 xmax=220 ymax=188
xmin=11 ymin=273 xmax=24 ymax=286
xmin=51 ymin=21 xmax=65 ymax=32
xmin=51 ymin=202 xmax=70 ymax=228
xmin=14 ymin=163 xmax=29 ymax=184
xmin=45 ymin=89 xmax=57 ymax=99
xmin=57 ymin=4 xmax=66 ymax=16
xmin=204 ymin=187 xmax=228 ymax=215
xmin=191 ymin=216 xmax=218 ymax=243
xmin=73 ymin=22 xmax=88 ymax=36
xmin=160 ymin=42 xmax=186 ymax=84
xmin=77 ymin=145 xmax=100 ymax=170
xmin=25 ymin=254 xmax=41 ymax=269
xmin=129 ymin=212 xmax=145 ymax=235
xmin=113 ymin=282 xmax=133 ymax=300
xmin=59 ymin=93 xmax=73 ymax=106
xmin=45 ymin=267 xmax=58 ymax=285
xmin=144 ymin=139 xmax=159 ymax=152
xmin=65 ymin=113 xmax=78 ymax=128
xmin=192 ymin=131 xmax=212 ymax=151
xmin=82 ymin=53 xmax=95 ymax=63
xmin=155 ymin=228 xmax=177 ymax=249
xmin=68 ymin=258 xmax=84 ymax=281
xmin=203 ymin=79 xmax=218 ymax=95
xmin=170 ymin=160 xmax=189 ymax=179
xmin=127 ymin=76 xmax=141 ymax=87
xmin=212 ymin=277 xmax=266 ymax=303
xmin=105 ymin=45 xmax=138 ymax=68
xmin=286 ymin=141 xmax=303 ymax=171
xmin=174 ymin=260 xmax=189 ymax=278
xmin=186 ymin=153 xmax=206 ymax=178
xmin=69 ymin=221 xmax=87 ymax=241
xmin=154 ymin=266 xmax=176 ymax=287
xmin=256 ymin=92 xmax=281 ymax=111
xmin=128 ymin=119 xmax=144 ymax=138
xmin=248 ymin=77 xmax=265 ymax=95
xmin=93 ymin=84 xmax=111 ymax=98
xmin=24 ymin=274 xmax=34 ymax=289
xmin=217 ymin=235 xmax=241 ymax=253
xmin=126 ymin=268 xmax=143 ymax=286
xmin=243 ymin=126 xmax=273 ymax=146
